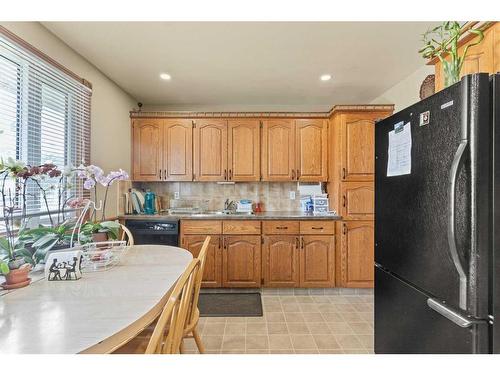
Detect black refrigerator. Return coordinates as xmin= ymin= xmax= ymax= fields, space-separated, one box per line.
xmin=374 ymin=73 xmax=499 ymax=354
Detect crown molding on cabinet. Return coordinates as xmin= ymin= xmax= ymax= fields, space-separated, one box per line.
xmin=129 ymin=104 xmax=395 ymax=120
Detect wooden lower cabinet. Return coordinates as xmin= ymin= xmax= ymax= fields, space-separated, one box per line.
xmin=182 ymin=235 xmax=222 ymax=288
xmin=299 ymin=235 xmax=335 ymax=288
xmin=262 ymin=235 xmax=299 ymax=287
xmin=340 ymin=181 xmax=374 ymax=220
xmin=339 ymin=221 xmax=374 ymax=288
xmin=222 ymin=235 xmax=261 ymax=288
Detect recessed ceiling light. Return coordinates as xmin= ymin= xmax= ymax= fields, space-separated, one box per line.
xmin=160 ymin=73 xmax=171 ymax=80
xmin=320 ymin=74 xmax=332 ymax=81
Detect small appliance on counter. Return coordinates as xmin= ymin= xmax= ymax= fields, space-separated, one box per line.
xmin=236 ymin=199 xmax=253 ymax=213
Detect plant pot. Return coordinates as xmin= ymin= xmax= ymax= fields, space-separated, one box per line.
xmin=3 ymin=266 xmax=31 ymax=289
xmin=92 ymin=232 xmax=108 ymax=243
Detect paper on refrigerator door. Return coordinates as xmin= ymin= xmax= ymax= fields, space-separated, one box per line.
xmin=387 ymin=122 xmax=412 ymax=177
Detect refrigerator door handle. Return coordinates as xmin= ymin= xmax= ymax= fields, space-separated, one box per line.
xmin=427 ymin=298 xmax=487 ymax=328
xmin=447 ymin=139 xmax=468 ymax=310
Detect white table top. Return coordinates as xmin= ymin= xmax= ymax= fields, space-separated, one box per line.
xmin=0 ymin=245 xmax=192 ymax=354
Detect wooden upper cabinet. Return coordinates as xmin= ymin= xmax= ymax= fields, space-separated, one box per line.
xmin=194 ymin=119 xmax=228 ymax=181
xmin=261 ymin=119 xmax=295 ymax=181
xmin=299 ymin=235 xmax=335 ymax=287
xmin=132 ymin=119 xmax=163 ymax=181
xmin=340 ymin=181 xmax=374 ymax=220
xmin=227 ymin=119 xmax=260 ymax=181
xmin=163 ymin=119 xmax=193 ymax=181
xmin=222 ymin=235 xmax=261 ymax=288
xmin=341 ymin=114 xmax=375 ymax=181
xmin=182 ymin=235 xmax=222 ymax=288
xmin=340 ymin=221 xmax=374 ymax=288
xmin=262 ymin=235 xmax=299 ymax=287
xmin=295 ymin=119 xmax=327 ymax=181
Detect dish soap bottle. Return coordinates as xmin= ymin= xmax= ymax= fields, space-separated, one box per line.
xmin=144 ymin=190 xmax=156 ymax=215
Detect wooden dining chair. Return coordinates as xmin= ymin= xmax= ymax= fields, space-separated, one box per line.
xmin=113 ymin=258 xmax=200 ymax=354
xmin=146 ymin=258 xmax=201 ymax=354
xmin=119 ymin=223 xmax=134 ymax=246
xmin=180 ymin=236 xmax=211 ymax=354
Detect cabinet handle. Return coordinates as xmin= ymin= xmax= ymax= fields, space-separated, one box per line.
xmin=343 ymin=223 xmax=347 ymax=235
xmin=229 ymin=169 xmax=232 ymax=180
xmin=295 ymin=237 xmax=300 ymax=249
xmin=276 ymin=226 xmax=288 ymax=230
xmin=342 ymin=167 xmax=346 ymax=179
xmin=224 ymin=169 xmax=227 ymax=180
xmin=301 ymin=237 xmax=304 ymax=249
xmin=342 ymin=195 xmax=346 ymax=207
xmin=291 ymin=169 xmax=295 ymax=180
xmin=311 ymin=227 xmax=324 ymax=230
xmin=296 ymin=169 xmax=300 ymax=180
xmin=164 ymin=169 xmax=166 ymax=180
xmin=159 ymin=170 xmax=162 ymax=179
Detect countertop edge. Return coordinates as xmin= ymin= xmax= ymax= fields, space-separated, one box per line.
xmin=118 ymin=212 xmax=342 ymax=221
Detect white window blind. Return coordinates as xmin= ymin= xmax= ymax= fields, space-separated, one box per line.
xmin=0 ymin=30 xmax=91 ymax=224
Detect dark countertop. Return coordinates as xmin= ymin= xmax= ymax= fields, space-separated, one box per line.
xmin=119 ymin=211 xmax=341 ymax=221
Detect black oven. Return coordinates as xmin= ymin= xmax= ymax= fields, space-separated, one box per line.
xmin=125 ymin=220 xmax=179 ymax=246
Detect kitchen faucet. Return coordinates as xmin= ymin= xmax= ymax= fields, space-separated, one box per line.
xmin=224 ymin=199 xmax=236 ymax=212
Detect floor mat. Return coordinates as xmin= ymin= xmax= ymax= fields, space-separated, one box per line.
xmin=198 ymin=292 xmax=263 ymax=317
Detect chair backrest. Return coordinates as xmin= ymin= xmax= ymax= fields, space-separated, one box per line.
xmin=185 ymin=236 xmax=211 ymax=327
xmin=145 ymin=258 xmax=201 ymax=354
xmin=119 ymin=223 xmax=134 ymax=246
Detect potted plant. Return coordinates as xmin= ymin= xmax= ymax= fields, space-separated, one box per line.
xmin=25 ymin=220 xmax=77 ymax=262
xmin=79 ymin=220 xmax=121 ymax=243
xmin=0 ymin=230 xmax=35 ymax=288
xmin=419 ymin=21 xmax=485 ymax=88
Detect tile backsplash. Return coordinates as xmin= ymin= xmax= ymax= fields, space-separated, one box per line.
xmin=133 ymin=182 xmax=302 ymax=211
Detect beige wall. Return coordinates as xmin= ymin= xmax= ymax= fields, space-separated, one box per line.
xmin=371 ymin=65 xmax=434 ymax=112
xmin=0 ymin=22 xmax=136 ymax=218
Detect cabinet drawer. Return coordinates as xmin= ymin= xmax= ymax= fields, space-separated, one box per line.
xmin=300 ymin=221 xmax=335 ymax=235
xmin=223 ymin=220 xmax=261 ymax=235
xmin=181 ymin=220 xmax=222 ymax=235
xmin=262 ymin=221 xmax=299 ymax=234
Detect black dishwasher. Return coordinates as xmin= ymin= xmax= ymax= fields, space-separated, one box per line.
xmin=125 ymin=220 xmax=179 ymax=246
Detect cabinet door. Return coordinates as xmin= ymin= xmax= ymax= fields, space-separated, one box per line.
xmin=261 ymin=119 xmax=295 ymax=181
xmin=299 ymin=235 xmax=335 ymax=287
xmin=163 ymin=119 xmax=193 ymax=181
xmin=340 ymin=221 xmax=374 ymax=288
xmin=193 ymin=119 xmax=227 ymax=181
xmin=296 ymin=119 xmax=327 ymax=181
xmin=341 ymin=114 xmax=375 ymax=181
xmin=132 ymin=119 xmax=162 ymax=181
xmin=182 ymin=235 xmax=222 ymax=288
xmin=222 ymin=235 xmax=261 ymax=288
xmin=227 ymin=119 xmax=260 ymax=181
xmin=340 ymin=182 xmax=374 ymax=220
xmin=262 ymin=236 xmax=299 ymax=287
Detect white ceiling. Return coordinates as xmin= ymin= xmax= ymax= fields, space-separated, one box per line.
xmin=42 ymin=22 xmax=437 ymax=110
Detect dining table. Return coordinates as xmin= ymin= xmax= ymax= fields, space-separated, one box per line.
xmin=0 ymin=245 xmax=193 ymax=354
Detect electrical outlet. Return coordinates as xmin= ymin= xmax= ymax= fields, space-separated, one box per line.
xmin=289 ymin=191 xmax=296 ymax=200
xmin=174 ymin=191 xmax=180 ymax=199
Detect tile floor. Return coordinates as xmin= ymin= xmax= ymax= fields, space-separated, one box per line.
xmin=183 ymin=293 xmax=374 ymax=354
